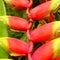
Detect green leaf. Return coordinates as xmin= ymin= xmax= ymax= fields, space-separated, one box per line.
xmin=0 ymin=20 xmax=8 ymax=37
xmin=0 ymin=0 xmax=6 ymax=15
xmin=0 ymin=0 xmax=9 ymax=58
xmin=0 ymin=0 xmax=8 ymax=37
xmin=0 ymin=46 xmax=9 ymax=58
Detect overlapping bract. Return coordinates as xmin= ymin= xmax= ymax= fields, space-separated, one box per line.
xmin=4 ymin=0 xmax=30 ymax=10
xmin=27 ymin=21 xmax=60 ymax=42
xmin=0 ymin=16 xmax=29 ymax=31
xmin=1 ymin=0 xmax=60 ymax=60
xmin=30 ymin=0 xmax=60 ymax=21
xmin=32 ymin=38 xmax=60 ymax=60
xmin=0 ymin=37 xmax=29 ymax=56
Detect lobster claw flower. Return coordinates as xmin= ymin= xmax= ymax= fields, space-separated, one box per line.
xmin=27 ymin=21 xmax=60 ymax=42
xmin=32 ymin=38 xmax=60 ymax=60
xmin=0 ymin=37 xmax=29 ymax=56
xmin=4 ymin=0 xmax=32 ymax=10
xmin=0 ymin=16 xmax=29 ymax=31
xmin=30 ymin=0 xmax=60 ymax=20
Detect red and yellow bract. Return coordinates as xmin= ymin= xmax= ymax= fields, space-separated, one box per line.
xmin=0 ymin=37 xmax=29 ymax=56
xmin=30 ymin=0 xmax=60 ymax=20
xmin=32 ymin=38 xmax=60 ymax=60
xmin=4 ymin=0 xmax=32 ymax=10
xmin=0 ymin=16 xmax=29 ymax=31
xmin=27 ymin=21 xmax=60 ymax=42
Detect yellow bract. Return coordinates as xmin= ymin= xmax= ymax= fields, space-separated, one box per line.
xmin=50 ymin=0 xmax=60 ymax=12
xmin=0 ymin=16 xmax=9 ymax=25
xmin=0 ymin=37 xmax=9 ymax=52
xmin=53 ymin=38 xmax=60 ymax=59
xmin=50 ymin=21 xmax=60 ymax=39
xmin=4 ymin=0 xmax=12 ymax=5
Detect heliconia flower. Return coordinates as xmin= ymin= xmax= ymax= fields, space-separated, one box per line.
xmin=0 ymin=16 xmax=29 ymax=31
xmin=27 ymin=21 xmax=60 ymax=42
xmin=32 ymin=38 xmax=60 ymax=60
xmin=0 ymin=37 xmax=29 ymax=56
xmin=4 ymin=0 xmax=32 ymax=10
xmin=30 ymin=0 xmax=60 ymax=20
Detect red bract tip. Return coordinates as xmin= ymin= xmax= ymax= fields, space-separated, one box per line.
xmin=11 ymin=0 xmax=29 ymax=10
xmin=8 ymin=38 xmax=29 ymax=55
xmin=30 ymin=1 xmax=51 ymax=20
xmin=4 ymin=0 xmax=32 ymax=10
xmin=8 ymin=16 xmax=29 ymax=31
xmin=32 ymin=38 xmax=60 ymax=60
xmin=27 ymin=22 xmax=53 ymax=42
xmin=32 ymin=40 xmax=53 ymax=60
